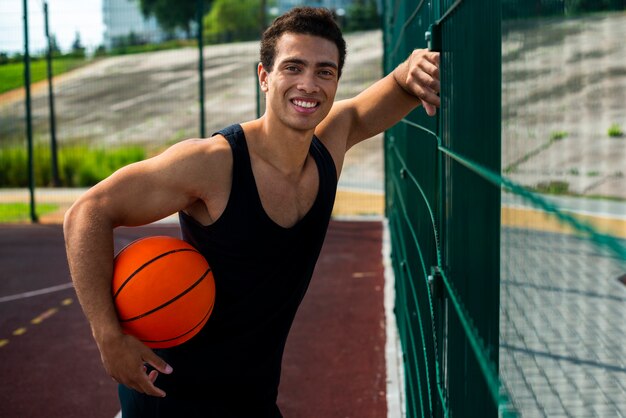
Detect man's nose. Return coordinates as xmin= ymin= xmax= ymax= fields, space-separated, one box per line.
xmin=297 ymin=73 xmax=320 ymax=94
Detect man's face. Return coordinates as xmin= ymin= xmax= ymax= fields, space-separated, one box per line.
xmin=260 ymin=33 xmax=340 ymax=133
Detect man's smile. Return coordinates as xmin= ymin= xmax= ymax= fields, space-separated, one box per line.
xmin=291 ymin=98 xmax=320 ymax=112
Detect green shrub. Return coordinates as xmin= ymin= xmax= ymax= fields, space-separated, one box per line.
xmin=607 ymin=123 xmax=624 ymax=138
xmin=0 ymin=144 xmax=146 ymax=187
xmin=550 ymin=130 xmax=568 ymax=141
xmin=535 ymin=180 xmax=570 ymax=195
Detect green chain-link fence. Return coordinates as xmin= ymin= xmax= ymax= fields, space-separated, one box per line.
xmin=383 ymin=0 xmax=626 ymax=417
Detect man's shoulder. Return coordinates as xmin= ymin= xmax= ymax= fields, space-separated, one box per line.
xmin=158 ymin=135 xmax=233 ymax=181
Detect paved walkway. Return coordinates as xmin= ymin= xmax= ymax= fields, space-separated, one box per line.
xmin=500 ymin=227 xmax=626 ymax=417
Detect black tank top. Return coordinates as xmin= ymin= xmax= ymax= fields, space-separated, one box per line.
xmin=157 ymin=124 xmax=337 ymax=414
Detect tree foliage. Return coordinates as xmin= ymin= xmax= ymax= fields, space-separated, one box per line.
xmin=138 ymin=0 xmax=213 ymax=37
xmin=566 ymin=0 xmax=625 ymax=13
xmin=346 ymin=0 xmax=380 ymax=32
xmin=70 ymin=31 xmax=86 ymax=58
xmin=203 ymin=0 xmax=261 ymax=43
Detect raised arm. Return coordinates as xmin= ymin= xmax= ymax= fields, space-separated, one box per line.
xmin=63 ymin=138 xmax=229 ymax=397
xmin=318 ymin=49 xmax=440 ymax=151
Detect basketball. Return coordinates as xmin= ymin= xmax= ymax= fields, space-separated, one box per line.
xmin=112 ymin=236 xmax=215 ymax=349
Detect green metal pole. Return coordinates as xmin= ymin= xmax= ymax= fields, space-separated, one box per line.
xmin=255 ymin=64 xmax=261 ymax=119
xmin=197 ymin=0 xmax=206 ymax=138
xmin=260 ymin=0 xmax=267 ymax=34
xmin=23 ymin=0 xmax=38 ymax=223
xmin=44 ymin=1 xmax=60 ymax=187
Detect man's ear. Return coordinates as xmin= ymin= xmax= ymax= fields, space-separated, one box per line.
xmin=258 ymin=62 xmax=269 ymax=93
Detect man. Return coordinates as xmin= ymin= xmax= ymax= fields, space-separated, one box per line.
xmin=64 ymin=6 xmax=439 ymax=417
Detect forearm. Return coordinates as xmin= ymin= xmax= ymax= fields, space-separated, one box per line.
xmin=63 ymin=199 xmax=122 ymax=342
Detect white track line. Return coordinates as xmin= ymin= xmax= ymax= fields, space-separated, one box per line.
xmin=0 ymin=282 xmax=74 ymax=304
xmin=383 ymin=219 xmax=405 ymax=418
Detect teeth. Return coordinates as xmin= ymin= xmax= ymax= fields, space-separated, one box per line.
xmin=293 ymin=99 xmax=317 ymax=109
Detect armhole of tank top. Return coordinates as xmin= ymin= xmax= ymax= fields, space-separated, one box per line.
xmin=179 ymin=128 xmax=240 ymax=230
xmin=312 ymin=136 xmax=338 ymax=186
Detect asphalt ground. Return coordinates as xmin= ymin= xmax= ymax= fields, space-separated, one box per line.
xmin=0 ymin=220 xmax=387 ymax=418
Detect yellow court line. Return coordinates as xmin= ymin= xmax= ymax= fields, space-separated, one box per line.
xmin=333 ymin=190 xmax=626 ymax=240
xmin=31 ymin=308 xmax=59 ymax=325
xmin=502 ymin=207 xmax=626 ymax=239
xmin=12 ymin=328 xmax=27 ymax=336
xmin=0 ymin=298 xmax=75 ymax=349
xmin=333 ymin=190 xmax=384 ymax=217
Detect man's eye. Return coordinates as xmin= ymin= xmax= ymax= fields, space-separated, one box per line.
xmin=286 ymin=66 xmax=300 ymax=72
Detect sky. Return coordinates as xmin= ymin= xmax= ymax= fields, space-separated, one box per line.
xmin=0 ymin=0 xmax=104 ymax=54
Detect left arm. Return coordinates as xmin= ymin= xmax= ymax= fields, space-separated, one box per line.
xmin=317 ymin=49 xmax=440 ymax=151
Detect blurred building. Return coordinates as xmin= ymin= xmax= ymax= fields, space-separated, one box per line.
xmin=102 ymin=0 xmax=169 ymax=49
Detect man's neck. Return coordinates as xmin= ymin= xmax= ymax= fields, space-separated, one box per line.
xmin=242 ymin=116 xmax=316 ymax=178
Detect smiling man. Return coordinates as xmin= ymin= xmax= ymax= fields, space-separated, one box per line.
xmin=64 ymin=6 xmax=440 ymax=418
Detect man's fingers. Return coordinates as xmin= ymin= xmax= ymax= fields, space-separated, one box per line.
xmin=130 ymin=371 xmax=166 ymax=398
xmin=143 ymin=350 xmax=173 ymax=375
xmin=405 ymin=49 xmax=441 ymax=114
xmin=148 ymin=369 xmax=159 ymax=383
xmin=422 ymin=101 xmax=437 ymax=117
xmin=418 ymin=60 xmax=440 ymax=88
xmin=409 ymin=68 xmax=440 ymax=95
xmin=125 ymin=364 xmax=166 ymax=397
xmin=409 ymin=82 xmax=440 ymax=108
xmin=425 ymin=51 xmax=440 ymax=65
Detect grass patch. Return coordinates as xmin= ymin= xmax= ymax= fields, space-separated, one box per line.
xmin=0 ymin=58 xmax=87 ymax=94
xmin=534 ymin=180 xmax=570 ymax=194
xmin=0 ymin=203 xmax=58 ymax=223
xmin=550 ymin=130 xmax=568 ymax=141
xmin=0 ymin=144 xmax=146 ymax=187
xmin=607 ymin=123 xmax=624 ymax=138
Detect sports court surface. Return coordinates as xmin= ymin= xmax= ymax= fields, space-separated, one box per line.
xmin=0 ymin=220 xmax=388 ymax=418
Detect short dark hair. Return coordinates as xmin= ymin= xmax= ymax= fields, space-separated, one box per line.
xmin=260 ymin=7 xmax=347 ymax=78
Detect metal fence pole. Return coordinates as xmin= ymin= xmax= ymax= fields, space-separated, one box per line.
xmin=44 ymin=1 xmax=60 ymax=187
xmin=197 ymin=0 xmax=206 ymax=138
xmin=255 ymin=64 xmax=261 ymax=119
xmin=23 ymin=0 xmax=38 ymax=223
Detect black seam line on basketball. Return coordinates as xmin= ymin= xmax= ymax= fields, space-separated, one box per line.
xmin=140 ymin=299 xmax=215 ymax=343
xmin=119 ymin=267 xmax=212 ymax=323
xmin=113 ymin=248 xmax=200 ymax=300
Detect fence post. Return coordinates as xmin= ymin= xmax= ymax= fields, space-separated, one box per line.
xmin=44 ymin=1 xmax=60 ymax=187
xmin=197 ymin=0 xmax=206 ymax=138
xmin=23 ymin=0 xmax=38 ymax=223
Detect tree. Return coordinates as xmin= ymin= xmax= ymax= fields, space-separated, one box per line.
xmin=203 ymin=0 xmax=261 ymax=43
xmin=138 ymin=0 xmax=213 ymax=38
xmin=70 ymin=31 xmax=86 ymax=58
xmin=48 ymin=34 xmax=62 ymax=56
xmin=346 ymin=0 xmax=380 ymax=32
xmin=565 ymin=0 xmax=625 ymax=13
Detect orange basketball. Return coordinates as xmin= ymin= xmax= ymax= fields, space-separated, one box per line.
xmin=112 ymin=236 xmax=215 ymax=349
